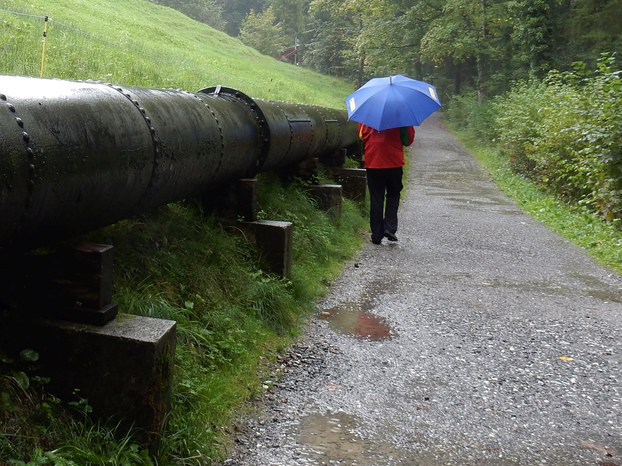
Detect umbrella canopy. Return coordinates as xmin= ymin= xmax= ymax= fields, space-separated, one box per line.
xmin=345 ymin=75 xmax=441 ymax=131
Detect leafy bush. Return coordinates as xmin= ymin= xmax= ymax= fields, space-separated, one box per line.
xmin=493 ymin=54 xmax=622 ymax=220
xmin=492 ymin=80 xmax=549 ymax=174
xmin=446 ymin=91 xmax=497 ymax=142
xmin=569 ymin=56 xmax=622 ymax=220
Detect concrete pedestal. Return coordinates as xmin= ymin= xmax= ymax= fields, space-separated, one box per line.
xmin=329 ymin=168 xmax=367 ymax=202
xmin=1 ymin=314 xmax=176 ymax=448
xmin=243 ymin=220 xmax=293 ymax=278
xmin=308 ymin=184 xmax=342 ymax=220
xmin=202 ymin=178 xmax=258 ymax=221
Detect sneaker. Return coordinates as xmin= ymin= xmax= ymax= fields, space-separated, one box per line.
xmin=384 ymin=231 xmax=398 ymax=242
xmin=371 ymin=236 xmax=382 ymax=245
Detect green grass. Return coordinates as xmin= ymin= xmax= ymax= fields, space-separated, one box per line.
xmin=449 ymin=126 xmax=622 ymax=275
xmin=0 ymin=0 xmax=367 ymax=463
xmin=0 ymin=0 xmax=354 ymax=107
xmin=93 ymin=178 xmax=366 ymax=464
xmin=1 ymin=179 xmax=367 ymax=464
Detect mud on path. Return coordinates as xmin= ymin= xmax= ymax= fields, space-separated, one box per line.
xmin=223 ymin=115 xmax=622 ymax=465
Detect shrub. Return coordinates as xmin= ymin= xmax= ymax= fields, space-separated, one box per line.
xmin=446 ymin=91 xmax=497 ymax=142
xmin=492 ymin=54 xmax=622 ymax=220
xmin=492 ymin=80 xmax=548 ymax=175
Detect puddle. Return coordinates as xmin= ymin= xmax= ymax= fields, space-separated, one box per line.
xmin=588 ymin=289 xmax=622 ymax=303
xmin=318 ymin=305 xmax=395 ymax=341
xmin=297 ymin=412 xmax=368 ymax=462
xmin=472 ymin=276 xmax=622 ymax=304
xmin=570 ymin=272 xmax=622 ymax=303
xmin=294 ymin=411 xmax=447 ymax=465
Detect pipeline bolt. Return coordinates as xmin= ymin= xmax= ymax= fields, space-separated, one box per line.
xmin=22 ymin=132 xmax=30 ymax=143
xmin=0 ymin=94 xmax=6 ymax=101
xmin=7 ymin=103 xmax=15 ymax=112
xmin=16 ymin=117 xmax=24 ymax=128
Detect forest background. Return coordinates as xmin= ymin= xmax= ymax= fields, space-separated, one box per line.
xmin=157 ymin=0 xmax=621 ymax=96
xmin=161 ymin=0 xmax=622 ymax=223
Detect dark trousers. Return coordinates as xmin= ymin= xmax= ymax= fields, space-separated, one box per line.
xmin=366 ymin=167 xmax=403 ymax=242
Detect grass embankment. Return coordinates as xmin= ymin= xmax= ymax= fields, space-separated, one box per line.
xmin=449 ymin=127 xmax=622 ymax=276
xmin=0 ymin=1 xmax=365 ymax=464
xmin=0 ymin=0 xmax=353 ymax=106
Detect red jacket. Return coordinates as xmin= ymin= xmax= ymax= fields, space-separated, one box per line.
xmin=358 ymin=124 xmax=415 ymax=169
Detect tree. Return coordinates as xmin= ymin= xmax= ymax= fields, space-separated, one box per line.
xmin=565 ymin=0 xmax=622 ymax=63
xmin=270 ymin=0 xmax=307 ymax=44
xmin=305 ymin=0 xmax=361 ymax=79
xmin=218 ymin=0 xmax=268 ymax=36
xmin=169 ymin=0 xmax=621 ymax=105
xmin=419 ymin=0 xmax=509 ymax=97
xmin=507 ymin=0 xmax=566 ymax=79
xmin=357 ymin=0 xmax=444 ymax=80
xmin=238 ymin=6 xmax=289 ymax=56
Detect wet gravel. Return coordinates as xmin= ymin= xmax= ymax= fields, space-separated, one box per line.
xmin=222 ymin=115 xmax=622 ymax=465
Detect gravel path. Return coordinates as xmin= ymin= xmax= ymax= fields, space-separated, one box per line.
xmin=223 ymin=115 xmax=622 ymax=465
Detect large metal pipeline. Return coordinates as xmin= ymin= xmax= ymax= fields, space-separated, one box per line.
xmin=0 ymin=76 xmax=358 ymax=253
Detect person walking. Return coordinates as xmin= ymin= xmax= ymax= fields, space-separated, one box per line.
xmin=358 ymin=123 xmax=415 ymax=244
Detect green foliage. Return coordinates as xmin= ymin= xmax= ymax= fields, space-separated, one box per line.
xmin=309 ymin=0 xmax=619 ymax=102
xmin=270 ymin=0 xmax=306 ymax=41
xmin=421 ymin=0 xmax=485 ymax=64
xmin=305 ymin=0 xmax=360 ymax=79
xmin=1 ymin=350 xmax=150 ymax=464
xmin=238 ymin=6 xmax=288 ymax=56
xmin=493 ymin=54 xmax=622 ymax=220
xmin=446 ymin=91 xmax=498 ymax=141
xmin=492 ymin=79 xmax=549 ymax=173
xmin=25 ymin=421 xmax=152 ymax=465
xmin=506 ymin=0 xmax=565 ymax=79
xmin=567 ymin=0 xmax=622 ymax=63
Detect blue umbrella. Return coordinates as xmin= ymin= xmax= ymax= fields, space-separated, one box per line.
xmin=345 ymin=75 xmax=441 ymax=131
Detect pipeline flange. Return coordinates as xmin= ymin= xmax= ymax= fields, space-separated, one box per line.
xmin=198 ymin=86 xmax=271 ymax=175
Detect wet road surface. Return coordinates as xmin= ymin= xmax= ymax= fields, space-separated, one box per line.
xmin=224 ymin=115 xmax=622 ymax=465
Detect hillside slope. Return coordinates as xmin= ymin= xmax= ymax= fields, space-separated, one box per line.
xmin=0 ymin=0 xmax=353 ymax=108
